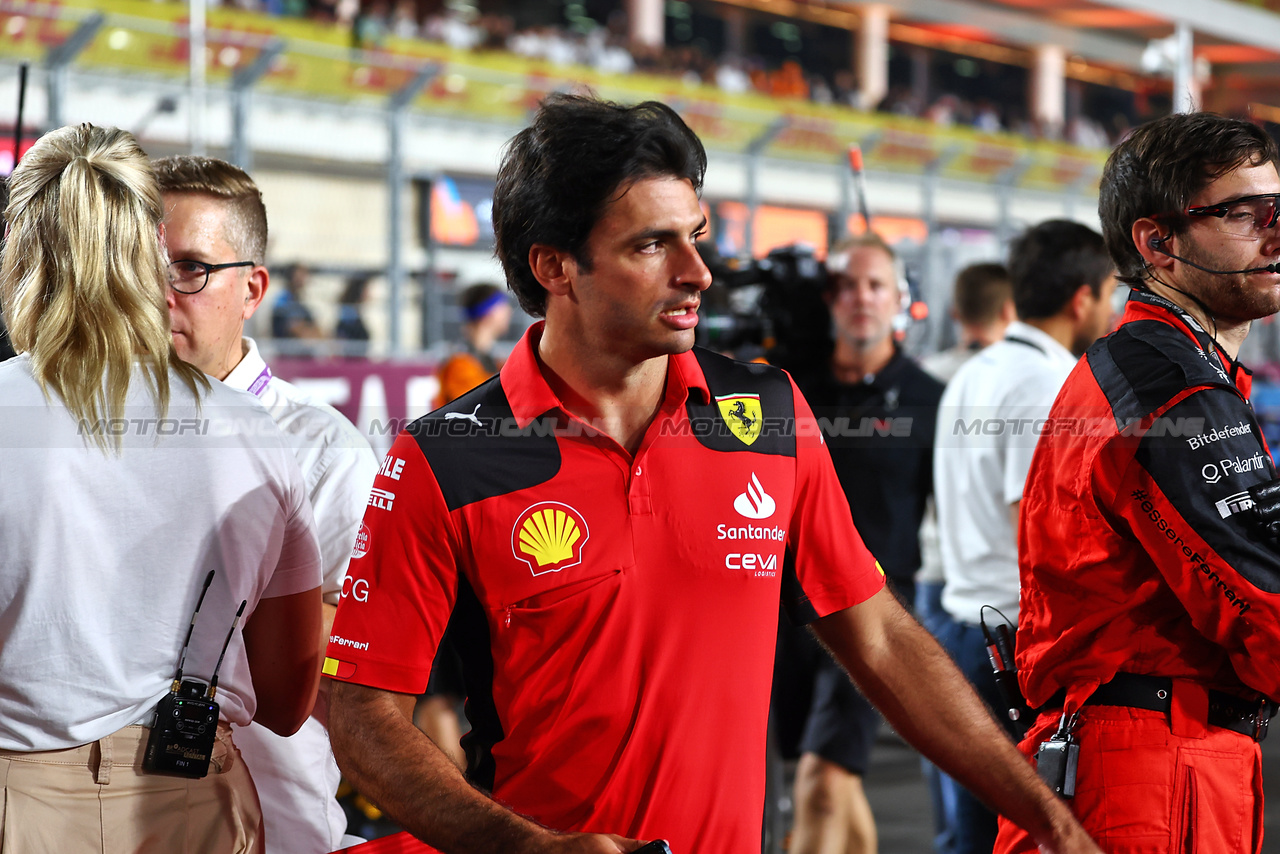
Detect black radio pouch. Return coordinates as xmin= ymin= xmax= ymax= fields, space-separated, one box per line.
xmin=143 ymin=679 xmax=218 ymax=778
xmin=1035 ymin=712 xmax=1080 ymax=799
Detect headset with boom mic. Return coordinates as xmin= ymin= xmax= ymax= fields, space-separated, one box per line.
xmin=1148 ymin=233 xmax=1280 ymax=274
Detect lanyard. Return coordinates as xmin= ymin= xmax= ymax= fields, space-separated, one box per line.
xmin=247 ymin=364 xmax=273 ymax=398
xmin=1005 ymin=335 xmax=1047 ymax=356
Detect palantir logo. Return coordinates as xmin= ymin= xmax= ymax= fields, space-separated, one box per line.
xmin=734 ymin=473 xmax=776 ymax=520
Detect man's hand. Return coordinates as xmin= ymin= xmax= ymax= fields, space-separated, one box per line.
xmin=1247 ymin=479 xmax=1280 ymax=538
xmin=531 ymin=833 xmax=656 ymax=853
xmin=1030 ymin=802 xmax=1106 ymax=854
xmin=812 ymin=589 xmax=1103 ymax=854
xmin=329 ymin=680 xmax=662 ymax=854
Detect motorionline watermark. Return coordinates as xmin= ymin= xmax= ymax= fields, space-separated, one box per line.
xmin=936 ymin=414 xmax=1206 ymax=445
xmin=366 ymin=411 xmax=1206 ymax=443
xmin=78 ymin=417 xmax=211 ymax=437
xmin=374 ymin=414 xmax=931 ymax=441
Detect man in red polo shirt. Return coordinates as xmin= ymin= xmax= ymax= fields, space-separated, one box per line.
xmin=997 ymin=113 xmax=1280 ymax=853
xmin=325 ymin=94 xmax=1098 ymax=854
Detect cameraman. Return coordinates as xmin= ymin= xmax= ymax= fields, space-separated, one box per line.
xmin=782 ymin=233 xmax=944 ymax=854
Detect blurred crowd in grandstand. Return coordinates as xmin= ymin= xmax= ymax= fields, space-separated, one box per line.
xmin=197 ymin=0 xmax=1129 ymax=148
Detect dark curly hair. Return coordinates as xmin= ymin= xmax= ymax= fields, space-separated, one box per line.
xmin=1099 ymin=113 xmax=1278 ymax=286
xmin=1008 ymin=220 xmax=1112 ymax=321
xmin=491 ymin=93 xmax=707 ymax=317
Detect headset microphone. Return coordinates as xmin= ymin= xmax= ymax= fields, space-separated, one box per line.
xmin=1148 ymin=239 xmax=1280 ymax=275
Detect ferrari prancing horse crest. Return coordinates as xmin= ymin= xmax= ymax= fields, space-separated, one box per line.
xmin=716 ymin=393 xmax=763 ymax=446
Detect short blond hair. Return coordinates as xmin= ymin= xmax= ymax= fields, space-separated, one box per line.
xmin=152 ymin=155 xmax=268 ymax=263
xmin=1 ymin=124 xmax=208 ymax=450
xmin=827 ymin=232 xmax=902 ymax=293
xmin=831 ymin=231 xmax=896 ymax=262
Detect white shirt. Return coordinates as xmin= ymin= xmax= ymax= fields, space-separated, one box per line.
xmin=0 ymin=356 xmax=321 ymax=751
xmin=224 ymin=339 xmax=379 ymax=604
xmin=933 ymin=322 xmax=1079 ymax=624
xmin=920 ymin=344 xmax=981 ymax=385
xmin=917 ymin=344 xmax=984 ymax=586
xmin=224 ymin=338 xmax=379 ymax=854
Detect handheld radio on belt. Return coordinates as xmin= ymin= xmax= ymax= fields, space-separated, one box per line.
xmin=980 ymin=605 xmax=1031 ymax=739
xmin=144 ymin=570 xmax=246 ymax=778
xmin=980 ymin=607 xmax=1081 ymax=796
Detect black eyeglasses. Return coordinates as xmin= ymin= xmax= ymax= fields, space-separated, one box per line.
xmin=168 ymin=259 xmax=256 ymax=295
xmin=1182 ymin=193 xmax=1280 ymax=237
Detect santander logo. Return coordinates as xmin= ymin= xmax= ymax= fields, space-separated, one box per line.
xmin=733 ymin=473 xmax=776 ymax=520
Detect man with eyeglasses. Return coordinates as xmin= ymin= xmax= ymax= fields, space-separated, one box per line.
xmin=155 ymin=156 xmax=379 ymax=854
xmin=994 ymin=113 xmax=1280 ymax=853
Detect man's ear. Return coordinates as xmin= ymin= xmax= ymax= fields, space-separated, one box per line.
xmin=1133 ymin=217 xmax=1174 ymax=271
xmin=999 ymin=297 xmax=1017 ymax=324
xmin=1069 ymin=282 xmax=1095 ymax=324
xmin=528 ymin=244 xmax=576 ymax=298
xmin=242 ymin=265 xmax=270 ymax=321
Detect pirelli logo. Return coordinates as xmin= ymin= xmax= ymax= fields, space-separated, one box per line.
xmin=511 ymin=501 xmax=590 ymax=576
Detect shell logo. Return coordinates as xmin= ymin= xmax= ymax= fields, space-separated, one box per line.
xmin=511 ymin=501 xmax=590 ymax=577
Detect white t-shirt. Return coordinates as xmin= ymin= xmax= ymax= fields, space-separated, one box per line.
xmin=917 ymin=344 xmax=984 ymax=587
xmin=0 ymin=355 xmax=321 ymax=751
xmin=224 ymin=339 xmax=379 ymax=603
xmin=920 ymin=344 xmax=978 ymax=385
xmin=224 ymin=338 xmax=379 ymax=854
xmin=933 ymin=322 xmax=1078 ymax=624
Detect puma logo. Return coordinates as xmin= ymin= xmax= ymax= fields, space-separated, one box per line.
xmin=444 ymin=403 xmax=483 ymax=427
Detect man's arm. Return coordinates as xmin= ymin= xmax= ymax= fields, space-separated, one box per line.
xmin=328 ymin=680 xmax=650 ymax=854
xmin=244 ymin=586 xmax=323 ymax=736
xmin=811 ymin=587 xmax=1100 ymax=854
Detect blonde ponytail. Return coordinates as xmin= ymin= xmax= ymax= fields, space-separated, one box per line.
xmin=1 ymin=124 xmax=208 ymax=450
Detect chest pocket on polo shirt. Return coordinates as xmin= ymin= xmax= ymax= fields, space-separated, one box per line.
xmin=490 ymin=566 xmax=633 ymax=731
xmin=493 ymin=487 xmax=635 ymax=602
xmin=502 ymin=567 xmax=625 ymax=622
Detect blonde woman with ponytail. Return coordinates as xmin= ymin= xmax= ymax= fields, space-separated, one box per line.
xmin=0 ymin=124 xmax=324 ymax=853
xmin=2 ymin=124 xmax=207 ymax=448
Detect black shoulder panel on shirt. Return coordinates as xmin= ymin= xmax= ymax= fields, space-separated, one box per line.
xmin=688 ymin=348 xmax=798 ymax=457
xmin=1089 ymin=320 xmax=1235 ymax=428
xmin=406 ymin=376 xmax=561 ymax=512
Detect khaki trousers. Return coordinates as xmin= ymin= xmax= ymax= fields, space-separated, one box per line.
xmin=0 ymin=723 xmax=263 ymax=853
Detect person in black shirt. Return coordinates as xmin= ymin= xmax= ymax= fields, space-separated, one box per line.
xmin=781 ymin=233 xmax=944 ymax=854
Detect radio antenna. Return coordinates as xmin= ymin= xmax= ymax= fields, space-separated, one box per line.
xmin=173 ymin=570 xmax=215 ymax=690
xmin=207 ymin=600 xmax=247 ymax=699
xmin=13 ymin=62 xmax=27 ymax=173
xmin=847 ymin=143 xmax=872 ymax=233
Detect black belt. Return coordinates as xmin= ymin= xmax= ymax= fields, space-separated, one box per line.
xmin=1044 ymin=673 xmax=1275 ymax=742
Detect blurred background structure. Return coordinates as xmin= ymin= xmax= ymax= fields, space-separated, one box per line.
xmin=9 ymin=0 xmax=1280 ymax=452
xmin=7 ymin=1 xmax=1280 ymax=849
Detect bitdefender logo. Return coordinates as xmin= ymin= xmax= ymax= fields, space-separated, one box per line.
xmin=734 ymin=473 xmax=776 ymax=520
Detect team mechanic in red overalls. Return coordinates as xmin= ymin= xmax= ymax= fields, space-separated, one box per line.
xmin=996 ymin=112 xmax=1280 ymax=854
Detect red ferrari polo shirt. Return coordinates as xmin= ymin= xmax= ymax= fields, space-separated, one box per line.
xmin=326 ymin=323 xmax=884 ymax=854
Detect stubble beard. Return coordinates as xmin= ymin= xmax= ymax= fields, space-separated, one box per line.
xmin=1175 ymin=239 xmax=1280 ymax=325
